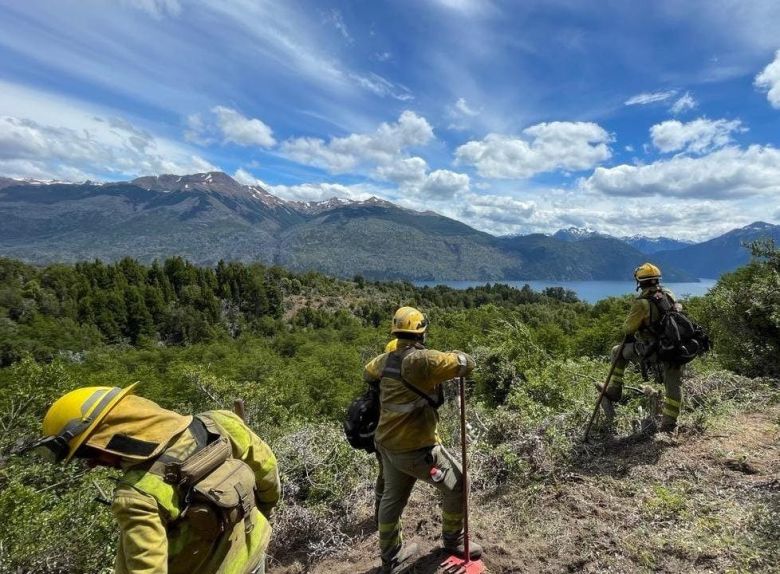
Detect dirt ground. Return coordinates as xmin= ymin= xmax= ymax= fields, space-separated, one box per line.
xmin=269 ymin=405 xmax=780 ymax=574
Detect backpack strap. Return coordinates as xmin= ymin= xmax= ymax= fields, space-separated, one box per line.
xmin=381 ymin=344 xmax=444 ymax=412
xmin=643 ymin=290 xmax=673 ymax=334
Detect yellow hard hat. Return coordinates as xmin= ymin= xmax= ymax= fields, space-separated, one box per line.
xmin=391 ymin=306 xmax=428 ymax=335
xmin=634 ymin=262 xmax=662 ymax=282
xmin=39 ymin=383 xmax=138 ymax=463
xmin=385 ymin=339 xmax=398 ymax=353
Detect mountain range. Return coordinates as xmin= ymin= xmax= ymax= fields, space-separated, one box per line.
xmin=0 ymin=172 xmax=777 ymax=281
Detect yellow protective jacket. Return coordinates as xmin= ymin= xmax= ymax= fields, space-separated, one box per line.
xmin=98 ymin=399 xmax=280 ymax=574
xmin=624 ymin=286 xmax=677 ymax=337
xmin=364 ymin=338 xmax=475 ymax=453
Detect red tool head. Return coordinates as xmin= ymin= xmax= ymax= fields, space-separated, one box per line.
xmin=441 ymin=555 xmax=486 ymax=574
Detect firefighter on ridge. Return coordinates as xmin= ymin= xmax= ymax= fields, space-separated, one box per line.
xmin=598 ymin=263 xmax=686 ymax=433
xmin=26 ymin=384 xmax=280 ymax=574
xmin=364 ymin=306 xmax=482 ymax=574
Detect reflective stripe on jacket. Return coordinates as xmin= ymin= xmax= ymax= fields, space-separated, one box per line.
xmin=363 ymin=339 xmax=475 ymax=453
xmin=112 ymin=410 xmax=280 ymax=574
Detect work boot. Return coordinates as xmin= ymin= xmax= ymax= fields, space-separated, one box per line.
xmin=594 ymin=382 xmax=620 ymax=422
xmin=659 ymin=415 xmax=677 ymax=434
xmin=443 ymin=531 xmax=483 ymax=560
xmin=381 ymin=542 xmax=418 ymax=574
xmin=594 ymin=382 xmax=623 ymax=402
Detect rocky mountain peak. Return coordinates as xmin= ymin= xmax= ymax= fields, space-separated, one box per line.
xmin=131 ymin=172 xmax=247 ymax=196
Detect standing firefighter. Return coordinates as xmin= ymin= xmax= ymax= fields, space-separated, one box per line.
xmin=364 ymin=306 xmax=482 ymax=574
xmin=27 ymin=384 xmax=280 ymax=574
xmin=598 ymin=263 xmax=705 ymax=433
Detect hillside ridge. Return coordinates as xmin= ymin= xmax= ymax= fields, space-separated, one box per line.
xmin=0 ymin=172 xmax=777 ymax=280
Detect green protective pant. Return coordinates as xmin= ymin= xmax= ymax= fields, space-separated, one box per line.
xmin=608 ymin=343 xmax=683 ymax=423
xmin=376 ymin=444 xmax=464 ymax=564
xmin=375 ymin=450 xmax=385 ymax=525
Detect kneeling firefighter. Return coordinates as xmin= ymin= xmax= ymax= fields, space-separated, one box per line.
xmin=26 ymin=384 xmax=281 ymax=574
xmin=364 ymin=306 xmax=482 ymax=574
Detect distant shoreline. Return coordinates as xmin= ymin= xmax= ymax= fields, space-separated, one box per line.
xmin=413 ymin=279 xmax=718 ymax=304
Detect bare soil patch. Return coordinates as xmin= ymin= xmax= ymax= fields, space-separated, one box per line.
xmin=269 ymin=406 xmax=780 ymax=574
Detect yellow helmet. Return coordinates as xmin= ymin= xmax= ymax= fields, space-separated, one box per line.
xmin=38 ymin=383 xmax=138 ymax=463
xmin=384 ymin=339 xmax=398 ymax=353
xmin=391 ymin=306 xmax=428 ymax=335
xmin=634 ymin=262 xmax=662 ymax=283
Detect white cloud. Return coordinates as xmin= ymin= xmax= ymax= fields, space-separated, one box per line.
xmin=374 ymin=156 xmax=469 ymax=198
xmin=0 ymin=114 xmax=217 ymax=181
xmin=282 ymin=111 xmax=434 ymax=172
xmin=375 ymin=157 xmax=429 ymax=185
xmin=754 ymin=50 xmax=780 ymax=108
xmin=233 ymin=168 xmax=260 ymax=186
xmin=650 ymin=118 xmax=744 ymax=154
xmin=187 ymin=106 xmax=275 ymax=147
xmin=670 ymin=92 xmax=697 ymax=114
xmin=348 ymin=72 xmax=414 ymax=101
xmin=583 ymin=145 xmax=780 ymax=199
xmin=455 ymin=122 xmax=611 ymax=179
xmin=459 ymin=193 xmax=536 ymax=226
xmin=454 ymin=97 xmax=480 ymax=117
xmin=624 ymin=90 xmax=677 ymax=106
xmin=420 ymin=170 xmax=470 ymax=198
xmin=258 ymin=181 xmax=380 ymax=203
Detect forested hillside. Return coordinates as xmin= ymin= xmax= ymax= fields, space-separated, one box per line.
xmin=0 ymin=243 xmax=777 ymax=573
xmin=12 ymin=173 xmax=780 ymax=281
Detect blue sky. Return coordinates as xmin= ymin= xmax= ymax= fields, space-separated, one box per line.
xmin=1 ymin=0 xmax=779 ymax=240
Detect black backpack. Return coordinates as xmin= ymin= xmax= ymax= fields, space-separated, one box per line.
xmin=645 ymin=290 xmax=711 ymax=365
xmin=343 ymin=381 xmax=380 ymax=453
xmin=344 ymin=345 xmax=443 ymax=453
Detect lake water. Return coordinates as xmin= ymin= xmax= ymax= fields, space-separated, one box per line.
xmin=413 ymin=279 xmax=718 ymax=304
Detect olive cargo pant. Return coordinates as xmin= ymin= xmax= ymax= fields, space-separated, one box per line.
xmin=607 ymin=343 xmax=683 ymax=424
xmin=376 ymin=444 xmax=464 ymax=563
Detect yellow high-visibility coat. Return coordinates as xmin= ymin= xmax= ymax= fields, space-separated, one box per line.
xmin=90 ymin=397 xmax=280 ymax=574
xmin=364 ymin=338 xmax=474 ymax=453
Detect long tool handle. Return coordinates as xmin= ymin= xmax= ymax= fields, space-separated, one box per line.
xmin=459 ymin=376 xmax=471 ymax=564
xmin=583 ymin=336 xmax=628 ymax=442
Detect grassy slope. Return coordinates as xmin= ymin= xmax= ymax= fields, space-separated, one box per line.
xmin=271 ymin=390 xmax=779 ymax=574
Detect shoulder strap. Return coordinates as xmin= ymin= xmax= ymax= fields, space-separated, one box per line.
xmin=382 ymin=345 xmax=444 ymax=409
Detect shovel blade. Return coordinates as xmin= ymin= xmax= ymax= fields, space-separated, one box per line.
xmin=440 ymin=555 xmax=485 ymax=574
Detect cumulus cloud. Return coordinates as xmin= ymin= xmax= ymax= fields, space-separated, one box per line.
xmin=375 ymin=156 xmax=429 ymax=185
xmin=583 ymin=145 xmax=780 ymax=199
xmin=187 ymin=106 xmax=275 ymax=147
xmin=0 ymin=115 xmax=217 ymax=180
xmin=670 ymin=92 xmax=697 ymax=114
xmin=754 ymin=50 xmax=780 ymax=108
xmin=233 ymin=168 xmax=260 ymax=186
xmin=459 ymin=193 xmax=536 ymax=227
xmin=455 ymin=122 xmax=611 ymax=179
xmin=420 ymin=170 xmax=470 ymax=198
xmin=624 ymin=90 xmax=677 ymax=106
xmin=650 ymin=118 xmax=745 ymax=154
xmin=282 ymin=111 xmax=434 ymax=172
xmin=374 ymin=156 xmax=469 ymax=198
xmin=258 ymin=181 xmax=380 ymax=203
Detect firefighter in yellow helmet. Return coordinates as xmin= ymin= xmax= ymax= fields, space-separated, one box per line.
xmin=364 ymin=306 xmax=482 ymax=574
xmin=597 ymin=263 xmax=684 ymax=432
xmin=27 ymin=384 xmax=280 ymax=574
